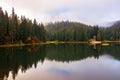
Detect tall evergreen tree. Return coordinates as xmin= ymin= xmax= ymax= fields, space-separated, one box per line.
xmin=4 ymin=11 xmax=9 ymax=35
xmin=0 ymin=7 xmax=5 ymax=43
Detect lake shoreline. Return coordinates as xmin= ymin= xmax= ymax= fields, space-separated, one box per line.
xmin=0 ymin=41 xmax=120 ymax=47
xmin=0 ymin=41 xmax=88 ymax=47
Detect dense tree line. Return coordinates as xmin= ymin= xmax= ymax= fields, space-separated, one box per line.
xmin=0 ymin=7 xmax=120 ymax=44
xmin=45 ymin=21 xmax=120 ymax=41
xmin=0 ymin=7 xmax=46 ymax=44
xmin=45 ymin=21 xmax=105 ymax=41
xmin=105 ymin=21 xmax=120 ymax=40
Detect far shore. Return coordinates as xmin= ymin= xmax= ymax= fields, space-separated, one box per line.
xmin=0 ymin=40 xmax=120 ymax=48
xmin=0 ymin=41 xmax=88 ymax=47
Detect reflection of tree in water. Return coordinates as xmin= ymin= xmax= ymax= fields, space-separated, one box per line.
xmin=46 ymin=44 xmax=120 ymax=62
xmin=0 ymin=45 xmax=46 ymax=80
xmin=0 ymin=43 xmax=120 ymax=80
xmin=101 ymin=43 xmax=120 ymax=60
xmin=46 ymin=44 xmax=101 ymax=62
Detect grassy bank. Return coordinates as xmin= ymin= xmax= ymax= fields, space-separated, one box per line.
xmin=0 ymin=42 xmax=49 ymax=48
xmin=0 ymin=40 xmax=119 ymax=48
xmin=103 ymin=40 xmax=120 ymax=43
xmin=0 ymin=41 xmax=88 ymax=47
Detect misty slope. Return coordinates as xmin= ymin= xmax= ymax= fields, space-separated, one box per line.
xmin=99 ymin=20 xmax=120 ymax=27
xmin=45 ymin=21 xmax=103 ymax=41
xmin=45 ymin=21 xmax=90 ymax=33
xmin=112 ymin=21 xmax=120 ymax=26
xmin=45 ymin=21 xmax=120 ymax=41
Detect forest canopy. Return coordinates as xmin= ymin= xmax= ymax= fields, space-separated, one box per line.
xmin=0 ymin=7 xmax=120 ymax=44
xmin=0 ymin=7 xmax=46 ymax=44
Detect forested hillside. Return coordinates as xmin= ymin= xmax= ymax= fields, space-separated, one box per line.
xmin=46 ymin=21 xmax=106 ymax=41
xmin=45 ymin=21 xmax=120 ymax=41
xmin=0 ymin=7 xmax=120 ymax=44
xmin=106 ymin=21 xmax=120 ymax=40
xmin=0 ymin=7 xmax=46 ymax=44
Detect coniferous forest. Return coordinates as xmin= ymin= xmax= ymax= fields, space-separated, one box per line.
xmin=0 ymin=7 xmax=120 ymax=44
xmin=0 ymin=7 xmax=46 ymax=44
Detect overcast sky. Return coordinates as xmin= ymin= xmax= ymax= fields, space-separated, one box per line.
xmin=0 ymin=0 xmax=120 ymax=25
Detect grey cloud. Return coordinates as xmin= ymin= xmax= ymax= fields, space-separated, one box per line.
xmin=0 ymin=0 xmax=120 ymax=25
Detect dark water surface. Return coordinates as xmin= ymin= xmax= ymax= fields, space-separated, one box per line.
xmin=0 ymin=43 xmax=120 ymax=80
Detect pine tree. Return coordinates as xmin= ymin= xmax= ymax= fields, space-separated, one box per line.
xmin=0 ymin=7 xmax=5 ymax=43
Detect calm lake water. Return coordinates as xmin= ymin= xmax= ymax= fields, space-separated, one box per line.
xmin=0 ymin=43 xmax=120 ymax=80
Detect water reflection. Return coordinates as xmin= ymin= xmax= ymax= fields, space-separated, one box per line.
xmin=46 ymin=44 xmax=100 ymax=62
xmin=0 ymin=43 xmax=120 ymax=80
xmin=0 ymin=45 xmax=46 ymax=80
